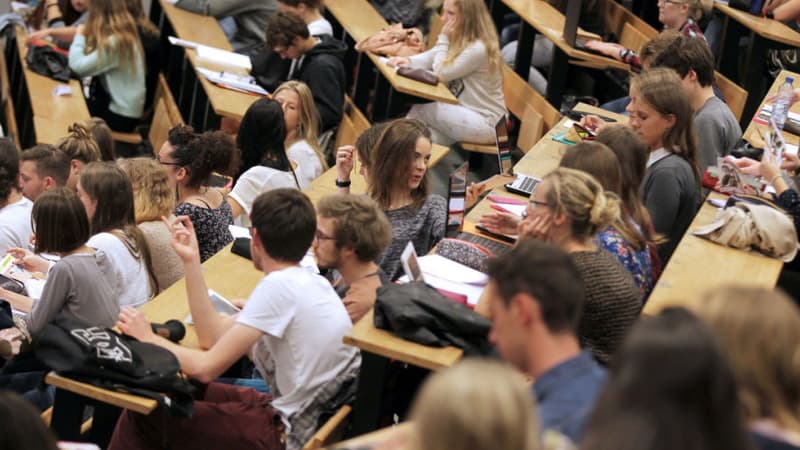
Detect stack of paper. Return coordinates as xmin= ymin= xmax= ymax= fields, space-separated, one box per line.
xmin=399 ymin=254 xmax=488 ymax=306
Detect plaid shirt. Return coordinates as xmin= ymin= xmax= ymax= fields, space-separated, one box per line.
xmin=621 ymin=18 xmax=707 ymax=73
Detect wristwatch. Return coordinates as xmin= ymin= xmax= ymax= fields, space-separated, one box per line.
xmin=766 ymin=11 xmax=775 ymax=19
xmin=335 ymin=179 xmax=351 ymax=188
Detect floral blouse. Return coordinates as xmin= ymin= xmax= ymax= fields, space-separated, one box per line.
xmin=596 ymin=226 xmax=654 ymax=301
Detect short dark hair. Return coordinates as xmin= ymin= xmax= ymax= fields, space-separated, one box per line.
xmin=32 ymin=187 xmax=90 ymax=254
xmin=652 ymin=36 xmax=715 ymax=87
xmin=266 ymin=11 xmax=310 ymax=49
xmin=0 ymin=138 xmax=19 ymax=202
xmin=317 ymin=194 xmax=392 ymax=262
xmin=251 ymin=188 xmax=316 ymax=263
xmin=487 ymin=240 xmax=585 ymax=333
xmin=21 ymin=145 xmax=70 ymax=187
xmin=167 ymin=129 xmax=241 ymax=189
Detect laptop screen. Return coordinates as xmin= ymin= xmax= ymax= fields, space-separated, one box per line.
xmin=496 ymin=117 xmax=513 ymax=176
xmin=446 ymin=162 xmax=469 ymax=238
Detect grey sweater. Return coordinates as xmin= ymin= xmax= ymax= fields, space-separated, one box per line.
xmin=641 ymin=154 xmax=702 ymax=263
xmin=694 ymin=96 xmax=742 ymax=174
xmin=378 ymin=195 xmax=446 ymax=281
xmin=174 ymin=0 xmax=277 ymax=51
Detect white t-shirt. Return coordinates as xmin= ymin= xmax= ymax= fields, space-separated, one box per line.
xmin=87 ymin=232 xmax=151 ymax=308
xmin=229 ymin=166 xmax=298 ymax=227
xmin=237 ymin=266 xmax=357 ymax=424
xmin=287 ymin=140 xmax=324 ymax=189
xmin=308 ymin=17 xmax=333 ymax=37
xmin=0 ymin=196 xmax=32 ymax=255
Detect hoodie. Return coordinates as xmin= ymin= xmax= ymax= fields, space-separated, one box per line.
xmin=291 ymin=36 xmax=347 ymax=133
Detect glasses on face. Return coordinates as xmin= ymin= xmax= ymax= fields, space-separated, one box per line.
xmin=657 ymin=0 xmax=686 ymax=6
xmin=521 ymin=199 xmax=549 ymax=219
xmin=314 ymin=229 xmax=335 ymax=241
xmin=156 ymin=155 xmax=182 ymax=167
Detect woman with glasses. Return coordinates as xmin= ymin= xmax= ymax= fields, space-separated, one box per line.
xmin=158 ymin=126 xmax=240 ymax=262
xmin=479 ymin=167 xmax=641 ymax=365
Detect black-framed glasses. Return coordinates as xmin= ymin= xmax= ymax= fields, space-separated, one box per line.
xmin=315 ymin=229 xmax=335 ymax=241
xmin=521 ymin=199 xmax=549 ymax=219
xmin=156 ymin=155 xmax=183 ymax=167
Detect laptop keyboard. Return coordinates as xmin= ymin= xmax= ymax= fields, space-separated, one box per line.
xmin=508 ymin=175 xmax=540 ymax=196
xmin=458 ymin=232 xmax=512 ymax=256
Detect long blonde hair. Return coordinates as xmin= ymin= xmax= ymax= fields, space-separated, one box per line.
xmin=83 ymin=0 xmax=142 ymax=71
xmin=692 ymin=286 xmax=800 ymax=433
xmin=441 ymin=0 xmax=503 ymax=76
xmin=410 ymin=359 xmax=541 ymax=450
xmin=273 ymin=80 xmax=327 ymax=170
xmin=117 ymin=158 xmax=175 ymax=223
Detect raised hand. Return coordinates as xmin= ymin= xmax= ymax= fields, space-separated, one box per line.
xmin=162 ymin=215 xmax=201 ymax=264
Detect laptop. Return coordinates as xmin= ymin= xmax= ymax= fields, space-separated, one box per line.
xmin=491 ymin=116 xmax=542 ymax=197
xmin=446 ymin=162 xmax=514 ymax=256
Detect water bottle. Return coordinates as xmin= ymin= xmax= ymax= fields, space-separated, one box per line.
xmin=772 ymin=77 xmax=794 ymax=131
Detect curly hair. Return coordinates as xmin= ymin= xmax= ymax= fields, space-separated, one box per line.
xmin=117 ymin=158 xmax=175 ymax=223
xmin=167 ymin=129 xmax=241 ymax=189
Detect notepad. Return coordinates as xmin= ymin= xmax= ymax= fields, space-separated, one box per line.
xmin=185 ymin=289 xmax=241 ymax=324
xmin=195 ymin=44 xmax=252 ymax=72
xmin=196 ymin=68 xmax=269 ymax=96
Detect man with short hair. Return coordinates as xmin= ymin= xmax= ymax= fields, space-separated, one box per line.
xmin=314 ymin=194 xmax=392 ymax=323
xmin=258 ymin=11 xmax=346 ymax=132
xmin=19 ymin=145 xmax=70 ymax=202
xmin=485 ymin=240 xmax=607 ymax=443
xmin=652 ymin=36 xmax=742 ymax=173
xmin=110 ymin=189 xmax=360 ymax=450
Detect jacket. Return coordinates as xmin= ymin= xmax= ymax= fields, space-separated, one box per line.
xmin=293 ymin=36 xmax=347 ymax=133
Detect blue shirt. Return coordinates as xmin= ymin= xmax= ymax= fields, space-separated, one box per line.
xmin=532 ymin=351 xmax=607 ymax=443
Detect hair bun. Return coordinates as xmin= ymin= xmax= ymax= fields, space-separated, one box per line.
xmin=589 ymin=191 xmax=621 ymax=230
xmin=68 ymin=123 xmax=92 ymax=141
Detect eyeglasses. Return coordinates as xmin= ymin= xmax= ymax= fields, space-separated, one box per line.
xmin=314 ymin=229 xmax=335 ymax=241
xmin=521 ymin=199 xmax=549 ymax=219
xmin=657 ymin=0 xmax=686 ymax=5
xmin=156 ymin=155 xmax=182 ymax=167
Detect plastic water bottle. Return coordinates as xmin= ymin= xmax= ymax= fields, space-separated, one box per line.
xmin=773 ymin=77 xmax=794 ymax=131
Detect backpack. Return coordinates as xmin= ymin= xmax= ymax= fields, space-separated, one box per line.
xmin=355 ymin=23 xmax=425 ymax=57
xmin=34 ymin=316 xmax=194 ymax=417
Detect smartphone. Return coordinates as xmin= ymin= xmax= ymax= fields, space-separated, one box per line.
xmin=573 ymin=123 xmax=597 ymax=141
xmin=208 ymin=172 xmax=233 ymax=188
xmin=565 ymin=109 xmax=618 ymax=123
xmin=475 ymin=224 xmax=517 ymax=244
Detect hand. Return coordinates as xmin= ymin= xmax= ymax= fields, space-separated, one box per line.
xmin=7 ymin=248 xmax=49 ymax=274
xmin=231 ymin=298 xmax=247 ymax=309
xmin=583 ymin=40 xmax=626 ymax=59
xmin=763 ymin=0 xmax=790 ymax=13
xmin=387 ymin=56 xmax=411 ymax=68
xmin=518 ymin=214 xmax=552 ymax=242
xmin=75 ymin=24 xmax=85 ymax=36
xmin=335 ymin=145 xmax=355 ymax=182
xmin=478 ymin=211 xmax=520 ymax=237
xmin=28 ymin=29 xmax=51 ymax=42
xmin=579 ymin=114 xmax=608 ymax=134
xmin=465 ymin=182 xmax=487 ymax=210
xmin=760 ymin=147 xmax=782 ymax=183
xmin=781 ymin=151 xmax=800 ymax=172
xmin=343 ymin=283 xmax=376 ymax=323
xmin=765 ymin=87 xmax=800 ymax=106
xmin=441 ymin=16 xmax=457 ymax=39
xmin=117 ymin=307 xmax=156 ymax=343
xmin=162 ymin=215 xmax=201 ymax=264
xmin=727 ymin=155 xmax=762 ymax=176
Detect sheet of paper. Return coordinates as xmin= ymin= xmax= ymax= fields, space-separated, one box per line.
xmin=167 ymin=36 xmax=198 ymax=49
xmin=196 ymin=44 xmax=252 ymax=71
xmin=228 ymin=225 xmax=250 ymax=239
xmin=418 ymin=254 xmax=488 ymax=285
xmin=492 ymin=202 xmax=526 ymax=217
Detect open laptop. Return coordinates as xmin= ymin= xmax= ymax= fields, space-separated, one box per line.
xmin=446 ymin=162 xmax=513 ymax=256
xmin=491 ymin=116 xmax=541 ymax=197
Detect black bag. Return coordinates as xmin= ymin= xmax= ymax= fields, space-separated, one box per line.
xmin=373 ymin=282 xmax=492 ymax=355
xmin=34 ymin=316 xmax=194 ymax=416
xmin=0 ymin=300 xmax=13 ymax=330
xmin=26 ymin=44 xmax=70 ymax=82
xmin=729 ymin=0 xmax=765 ymax=13
xmin=0 ymin=273 xmax=25 ymax=295
xmin=250 ymin=50 xmax=290 ymax=92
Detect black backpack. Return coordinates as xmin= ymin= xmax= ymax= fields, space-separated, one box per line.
xmin=34 ymin=316 xmax=194 ymax=417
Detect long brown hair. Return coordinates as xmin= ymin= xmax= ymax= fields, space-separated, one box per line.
xmin=362 ymin=119 xmax=431 ymax=211
xmin=80 ymin=162 xmax=158 ymax=294
xmin=631 ymin=68 xmax=700 ymax=185
xmin=83 ymin=0 xmax=142 ymax=71
xmin=442 ymin=0 xmax=503 ymax=76
xmin=273 ymin=80 xmax=327 ymax=170
xmin=560 ymin=142 xmax=647 ymax=250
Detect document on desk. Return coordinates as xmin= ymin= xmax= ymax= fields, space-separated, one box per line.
xmin=196 ymin=45 xmax=252 ymax=71
xmin=399 ymin=254 xmax=487 ymax=306
xmin=196 ymin=68 xmax=269 ymax=96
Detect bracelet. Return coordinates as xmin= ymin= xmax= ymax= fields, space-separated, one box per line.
xmin=335 ymin=179 xmax=351 ymax=188
xmin=46 ymin=3 xmax=60 ymax=8
xmin=769 ymin=174 xmax=783 ymax=186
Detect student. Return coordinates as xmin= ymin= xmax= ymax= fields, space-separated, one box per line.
xmin=336 ymin=119 xmax=446 ymax=280
xmin=409 ymin=359 xmax=543 ymax=450
xmin=159 ymin=127 xmax=239 ymax=261
xmin=229 ymin=99 xmax=300 ymax=226
xmin=78 ymin=162 xmax=156 ymax=308
xmin=277 ymin=0 xmax=332 ymax=36
xmin=0 ymin=139 xmax=33 ymax=255
xmin=580 ymin=308 xmax=754 ymax=450
xmin=56 ymin=122 xmax=101 ymax=191
xmin=19 ymin=145 xmax=70 ymax=202
xmin=273 ymin=81 xmax=327 ymax=187
xmin=693 ymin=287 xmax=800 ymax=450
xmin=0 ymin=188 xmax=118 ymax=337
xmin=652 ymin=36 xmax=741 ymax=173
xmin=110 ymin=189 xmax=361 ymax=450
xmin=29 ymin=0 xmax=90 ymax=49
xmin=118 ymin=158 xmax=184 ymax=293
xmin=123 ymin=0 xmax=161 ymax=112
xmin=483 ymin=240 xmax=606 ymax=443
xmin=389 ymin=0 xmax=506 ymax=146
xmin=68 ymin=0 xmax=146 ymax=132
xmin=0 ymin=391 xmax=60 ymax=450
xmin=559 ymin=142 xmax=654 ymax=299
xmin=82 ymin=117 xmax=115 ymax=161
xmin=174 ymin=0 xmax=277 ymax=52
xmin=261 ymin=11 xmax=347 ymax=132
xmin=480 ymin=168 xmax=641 ymax=364
xmin=314 ymin=194 xmax=392 ymax=323
xmin=629 ymin=68 xmax=702 ymax=263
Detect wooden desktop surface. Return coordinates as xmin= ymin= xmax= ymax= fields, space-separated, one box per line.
xmin=15 ymin=26 xmax=90 ymax=143
xmin=159 ymin=0 xmax=259 ymax=120
xmin=500 ymin=0 xmax=629 ymax=71
xmin=325 ymin=0 xmax=458 ymax=105
xmin=743 ymin=70 xmax=800 ymax=146
xmin=714 ymin=3 xmax=800 ymax=48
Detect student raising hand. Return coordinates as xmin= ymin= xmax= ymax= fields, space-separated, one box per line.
xmin=162 ymin=215 xmax=201 ymax=264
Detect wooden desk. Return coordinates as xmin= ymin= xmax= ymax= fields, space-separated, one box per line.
xmin=495 ymin=0 xmax=628 ymax=106
xmin=7 ymin=26 xmax=89 ymax=147
xmin=643 ymin=192 xmax=783 ymax=314
xmin=151 ymin=0 xmax=259 ymax=130
xmin=716 ymin=3 xmax=800 ymax=123
xmin=324 ymin=0 xmax=457 ymax=121
xmin=743 ymin=70 xmax=800 ymax=146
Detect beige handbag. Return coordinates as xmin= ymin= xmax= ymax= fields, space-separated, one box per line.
xmin=692 ymin=201 xmax=799 ymax=262
xmin=355 ymin=23 xmax=425 ymax=57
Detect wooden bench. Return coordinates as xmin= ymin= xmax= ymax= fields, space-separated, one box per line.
xmin=302 ymin=405 xmax=352 ymax=450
